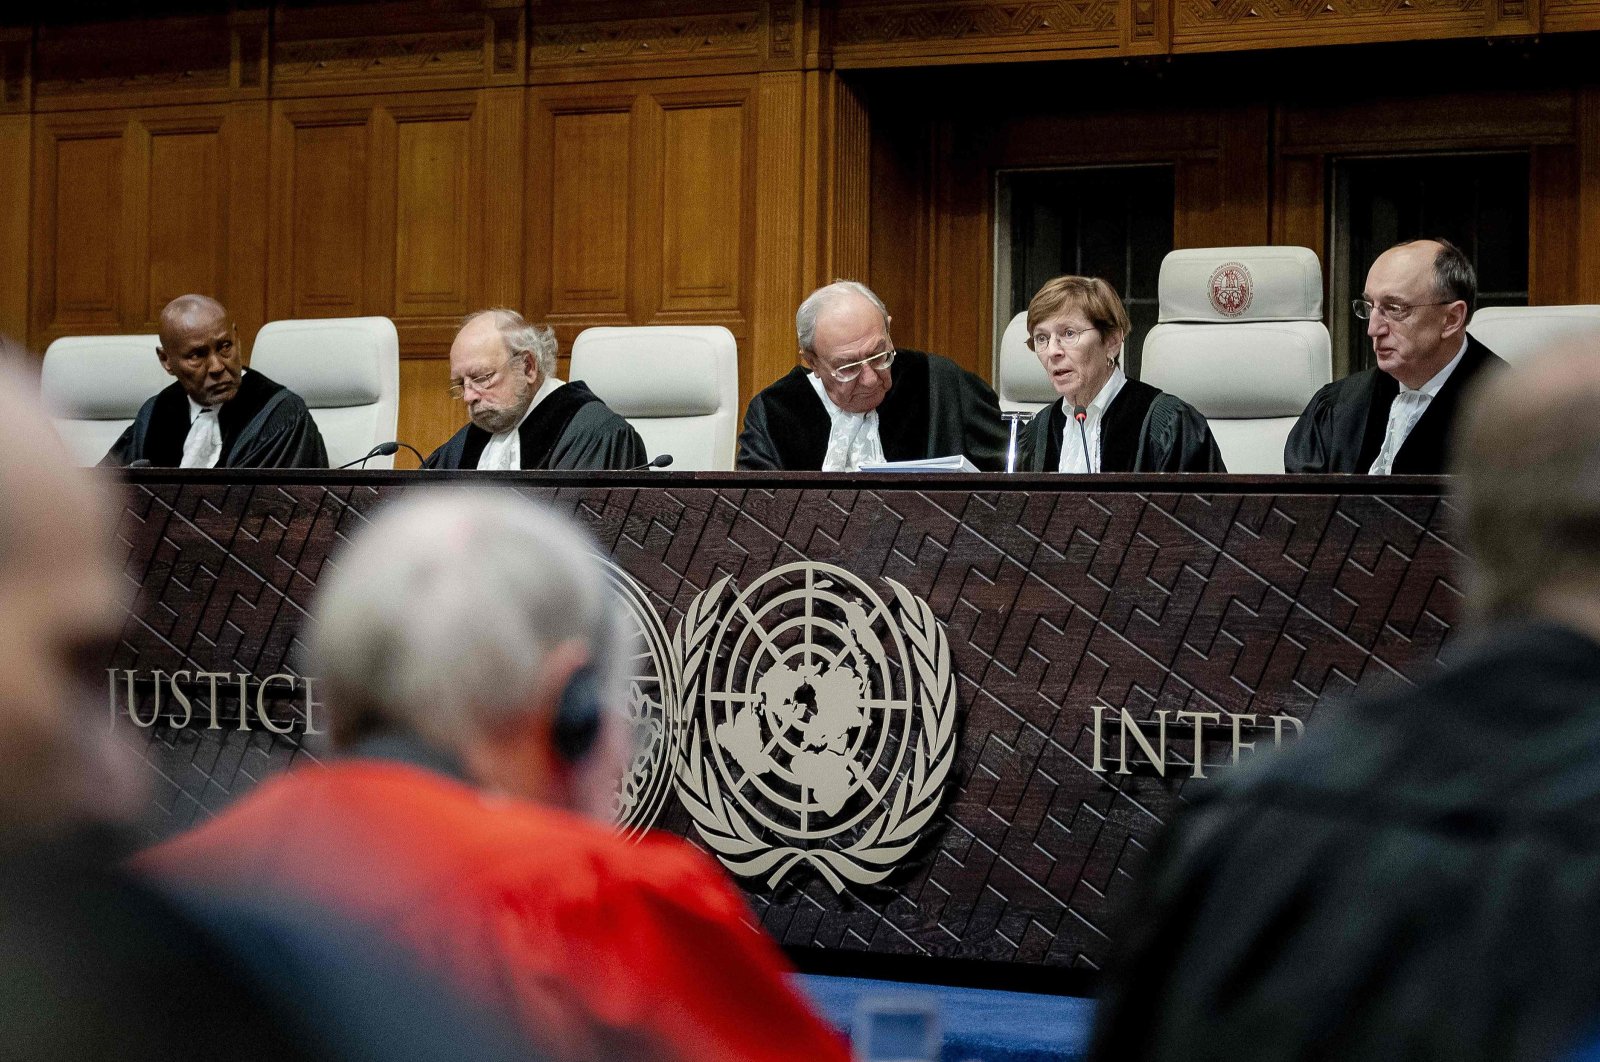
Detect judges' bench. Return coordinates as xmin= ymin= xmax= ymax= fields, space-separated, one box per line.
xmin=106 ymin=469 xmax=1461 ymax=993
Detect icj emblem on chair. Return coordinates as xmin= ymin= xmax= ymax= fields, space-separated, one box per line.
xmin=672 ymin=563 xmax=958 ymax=892
xmin=1208 ymin=261 xmax=1254 ymax=317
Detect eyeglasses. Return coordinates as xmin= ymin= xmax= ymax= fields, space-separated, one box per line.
xmin=1352 ymin=298 xmax=1452 ymax=323
xmin=448 ymin=351 xmax=527 ymax=400
xmin=826 ymin=347 xmax=896 ymax=383
xmin=1030 ymin=327 xmax=1098 ymax=351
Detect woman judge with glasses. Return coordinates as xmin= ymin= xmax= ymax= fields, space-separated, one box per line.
xmin=1018 ymin=275 xmax=1225 ymax=474
xmin=737 ymin=280 xmax=1007 ymax=471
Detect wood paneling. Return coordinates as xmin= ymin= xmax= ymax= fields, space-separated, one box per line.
xmin=528 ymin=76 xmax=757 ymax=387
xmin=32 ymin=121 xmax=123 ymax=335
xmin=549 ymin=106 xmax=634 ymax=315
xmin=8 ymin=2 xmax=1600 ymax=452
xmin=0 ymin=115 xmax=29 ymax=340
xmin=1578 ymin=86 xmax=1600 ymax=303
xmin=659 ymin=102 xmax=745 ymax=310
xmin=752 ymin=70 xmax=807 ymax=407
xmin=396 ymin=356 xmax=462 ymax=462
xmin=272 ymin=110 xmax=372 ymax=318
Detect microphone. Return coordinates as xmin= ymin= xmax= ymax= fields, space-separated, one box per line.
xmin=625 ymin=454 xmax=674 ymax=472
xmin=1072 ymin=405 xmax=1094 ymax=474
xmin=337 ymin=441 xmax=427 ymax=470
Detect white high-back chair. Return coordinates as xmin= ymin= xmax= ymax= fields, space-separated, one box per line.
xmin=41 ymin=334 xmax=172 ymax=466
xmin=1467 ymin=305 xmax=1600 ymax=368
xmin=570 ymin=325 xmax=739 ymax=471
xmin=249 ymin=317 xmax=400 ymax=469
xmin=1141 ymin=247 xmax=1333 ymax=474
xmin=995 ymin=311 xmax=1055 ymax=414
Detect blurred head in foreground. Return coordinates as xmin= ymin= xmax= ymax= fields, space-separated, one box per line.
xmin=1455 ymin=347 xmax=1600 ymax=629
xmin=310 ymin=488 xmax=632 ymax=819
xmin=1089 ymin=344 xmax=1600 ymax=1062
xmin=0 ymin=340 xmax=127 ymax=839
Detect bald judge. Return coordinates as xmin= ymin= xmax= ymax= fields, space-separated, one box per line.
xmin=423 ymin=309 xmax=645 ymax=472
xmin=104 ymin=295 xmax=328 ymax=469
xmin=1285 ymin=238 xmax=1506 ymax=475
xmin=737 ymin=281 xmax=1006 ymax=472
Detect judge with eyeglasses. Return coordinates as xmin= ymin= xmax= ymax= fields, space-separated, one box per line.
xmin=737 ymin=280 xmax=1007 ymax=471
xmin=1016 ymin=275 xmax=1225 ymax=474
xmin=1285 ymin=238 xmax=1506 ymax=475
xmin=423 ymin=308 xmax=645 ymax=471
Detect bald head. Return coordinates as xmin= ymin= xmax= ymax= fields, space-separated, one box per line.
xmin=0 ymin=346 xmax=125 ymax=835
xmin=157 ymin=294 xmax=243 ymax=406
xmin=1456 ymin=350 xmax=1600 ymax=621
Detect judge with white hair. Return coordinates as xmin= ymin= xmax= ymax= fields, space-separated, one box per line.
xmin=737 ymin=280 xmax=1007 ymax=471
xmin=423 ymin=308 xmax=645 ymax=471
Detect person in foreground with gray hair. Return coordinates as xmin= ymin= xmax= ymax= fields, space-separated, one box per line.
xmin=1089 ymin=346 xmax=1600 ymax=1062
xmin=138 ymin=488 xmax=850 ymax=1062
xmin=737 ymin=280 xmax=1006 ymax=471
xmin=423 ymin=308 xmax=645 ymax=470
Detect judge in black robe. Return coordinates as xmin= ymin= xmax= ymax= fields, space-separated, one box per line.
xmin=422 ymin=380 xmax=645 ymax=471
xmin=738 ymin=348 xmax=1007 ymax=471
xmin=422 ymin=308 xmax=644 ymax=472
xmin=104 ymin=369 xmax=329 ymax=469
xmin=1016 ymin=274 xmax=1224 ymax=474
xmin=1286 ymin=239 xmax=1507 ymax=475
xmin=1019 ymin=383 xmax=1225 ymax=472
xmin=1284 ymin=333 xmax=1504 ymax=474
xmin=101 ymin=294 xmax=328 ymax=469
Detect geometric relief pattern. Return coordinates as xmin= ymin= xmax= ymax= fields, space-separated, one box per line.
xmin=109 ymin=474 xmax=1462 ymax=979
xmin=1177 ymin=0 xmax=1481 ymax=30
xmin=835 ymin=1 xmax=1118 ymax=47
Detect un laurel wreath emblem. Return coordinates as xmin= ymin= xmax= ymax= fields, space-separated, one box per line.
xmin=671 ymin=563 xmax=958 ymax=893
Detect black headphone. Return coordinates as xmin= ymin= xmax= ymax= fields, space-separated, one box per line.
xmin=551 ymin=664 xmax=602 ymax=764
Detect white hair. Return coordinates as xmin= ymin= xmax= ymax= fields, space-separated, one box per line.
xmin=795 ymin=280 xmax=889 ymax=354
xmin=308 ymin=487 xmax=626 ymax=750
xmin=462 ymin=307 xmax=559 ymax=378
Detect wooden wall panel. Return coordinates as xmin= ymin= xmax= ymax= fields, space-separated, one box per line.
xmin=751 ymin=70 xmax=808 ymax=407
xmin=1530 ymin=144 xmax=1579 ymax=305
xmin=396 ymin=356 xmax=460 ymax=464
xmin=0 ymin=115 xmax=30 ymax=341
xmin=272 ymin=112 xmax=371 ymax=319
xmin=393 ymin=115 xmax=474 ymax=317
xmin=32 ymin=122 xmax=123 ymax=336
xmin=549 ymin=107 xmax=633 ymax=316
xmin=1578 ymin=86 xmax=1600 ymax=303
xmin=139 ymin=126 xmax=225 ymax=324
xmin=659 ymin=103 xmax=745 ymax=311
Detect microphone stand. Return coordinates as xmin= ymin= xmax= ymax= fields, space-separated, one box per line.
xmin=1001 ymin=411 xmax=1035 ymax=474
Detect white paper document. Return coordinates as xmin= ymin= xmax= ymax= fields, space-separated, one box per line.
xmin=855 ymin=455 xmax=980 ymax=473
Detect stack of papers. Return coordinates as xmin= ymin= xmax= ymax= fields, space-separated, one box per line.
xmin=855 ymin=456 xmax=980 ymax=473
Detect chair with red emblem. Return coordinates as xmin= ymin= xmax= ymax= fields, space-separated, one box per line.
xmin=1140 ymin=246 xmax=1333 ymax=474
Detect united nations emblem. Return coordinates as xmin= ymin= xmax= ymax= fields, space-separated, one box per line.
xmin=1208 ymin=261 xmax=1254 ymax=317
xmin=673 ymin=563 xmax=957 ymax=892
xmin=601 ymin=560 xmax=689 ymax=841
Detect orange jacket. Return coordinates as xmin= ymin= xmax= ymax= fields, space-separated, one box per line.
xmin=138 ymin=759 xmax=849 ymax=1062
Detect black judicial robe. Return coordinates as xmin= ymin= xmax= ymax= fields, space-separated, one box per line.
xmin=1284 ymin=334 xmax=1505 ymax=475
xmin=736 ymin=348 xmax=1007 ymax=471
xmin=1088 ymin=622 xmax=1600 ymax=1062
xmin=103 ymin=370 xmax=328 ymax=469
xmin=1019 ymin=382 xmax=1226 ymax=473
xmin=421 ymin=381 xmax=645 ymax=471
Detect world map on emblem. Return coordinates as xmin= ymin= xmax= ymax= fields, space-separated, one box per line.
xmin=703 ymin=563 xmax=916 ymax=841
